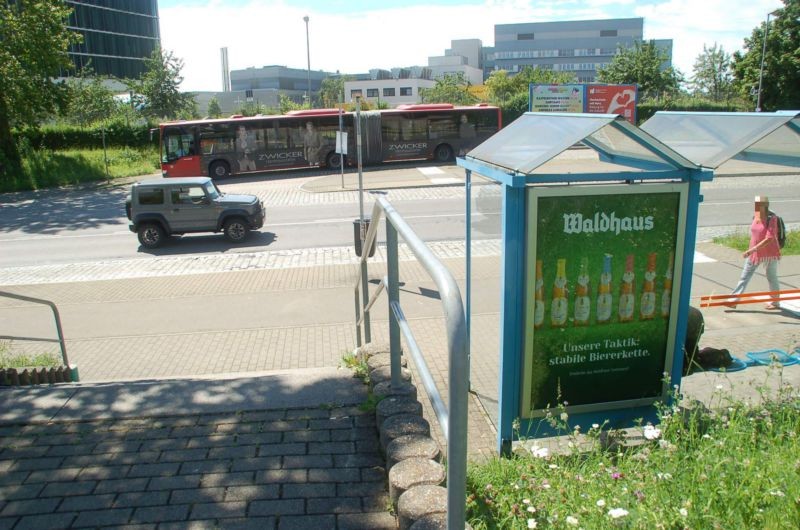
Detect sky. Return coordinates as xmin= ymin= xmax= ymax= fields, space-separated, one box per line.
xmin=159 ymin=0 xmax=785 ymax=92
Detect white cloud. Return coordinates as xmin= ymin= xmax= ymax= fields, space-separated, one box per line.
xmin=160 ymin=0 xmax=785 ymax=92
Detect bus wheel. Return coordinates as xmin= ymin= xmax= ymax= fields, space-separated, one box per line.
xmin=434 ymin=144 xmax=453 ymax=163
xmin=209 ymin=161 xmax=230 ymax=179
xmin=326 ymin=152 xmax=345 ymax=170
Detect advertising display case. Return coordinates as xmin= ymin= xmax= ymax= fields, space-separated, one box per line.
xmin=458 ymin=112 xmax=712 ymax=451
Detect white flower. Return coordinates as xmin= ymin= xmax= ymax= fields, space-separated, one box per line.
xmin=770 ymin=490 xmax=785 ymax=497
xmin=643 ymin=425 xmax=661 ymax=440
xmin=560 ymin=412 xmax=569 ymax=421
xmin=522 ymin=498 xmax=531 ymax=505
xmin=592 ymin=423 xmax=600 ymax=429
xmin=566 ymin=515 xmax=579 ymax=526
xmin=549 ymin=464 xmax=558 ymax=469
xmin=596 ymin=499 xmax=606 ymax=507
xmin=680 ymin=508 xmax=688 ymax=517
xmin=608 ymin=508 xmax=629 ymax=519
xmin=527 ymin=519 xmax=537 ymax=529
xmin=527 ymin=506 xmax=536 ymax=513
xmin=530 ymin=446 xmax=550 ymax=459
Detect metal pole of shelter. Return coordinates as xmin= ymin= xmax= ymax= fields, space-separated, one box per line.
xmin=756 ymin=11 xmax=778 ymax=112
xmin=303 ymin=15 xmax=311 ymax=106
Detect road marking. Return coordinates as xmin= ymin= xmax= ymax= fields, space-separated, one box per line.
xmin=0 ymin=231 xmax=130 ymax=242
xmin=694 ymin=251 xmax=716 ymax=263
xmin=417 ymin=167 xmax=445 ymax=175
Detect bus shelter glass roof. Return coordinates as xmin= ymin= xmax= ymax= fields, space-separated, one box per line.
xmin=465 ymin=113 xmax=696 ymax=178
xmin=640 ymin=111 xmax=800 ymax=170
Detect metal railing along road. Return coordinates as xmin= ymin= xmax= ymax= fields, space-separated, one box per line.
xmin=0 ymin=290 xmax=71 ymax=368
xmin=354 ymin=196 xmax=469 ymax=530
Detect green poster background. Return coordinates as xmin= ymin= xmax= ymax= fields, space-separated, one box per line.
xmin=522 ymin=186 xmax=684 ymax=415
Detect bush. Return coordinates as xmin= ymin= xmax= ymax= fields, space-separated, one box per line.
xmin=13 ymin=122 xmax=157 ymax=151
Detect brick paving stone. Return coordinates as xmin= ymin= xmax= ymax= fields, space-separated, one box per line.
xmin=77 ymin=465 xmax=131 ymax=480
xmin=334 ymin=453 xmax=384 ymax=468
xmin=248 ymin=499 xmax=305 ymax=517
xmin=40 ymin=480 xmax=97 ymax=498
xmin=306 ymin=496 xmax=362 ymax=514
xmin=308 ymin=468 xmax=361 ymax=483
xmin=277 ymin=514 xmax=336 ymax=530
xmin=231 ymin=456 xmax=282 ymax=472
xmin=235 ymin=432 xmax=283 ymax=445
xmin=0 ymin=517 xmax=18 ymax=530
xmin=282 ymin=455 xmax=333 ymax=469
xmin=45 ymin=443 xmax=96 ymax=457
xmin=331 ymin=427 xmax=378 ymax=442
xmin=189 ymin=501 xmax=248 ymax=520
xmin=57 ymin=493 xmax=116 ymax=512
xmin=257 ymin=443 xmax=306 ymax=457
xmin=207 ymin=445 xmax=257 ymax=460
xmin=224 ymin=485 xmax=280 ymax=502
xmin=256 ymin=469 xmax=307 ymax=484
xmin=308 ymin=441 xmax=355 ymax=454
xmin=147 ymin=474 xmax=202 ymax=491
xmin=72 ymin=508 xmax=134 ymax=528
xmin=94 ymin=477 xmax=149 ymax=494
xmin=201 ymin=471 xmax=255 ymax=488
xmin=337 ymin=511 xmax=397 ymax=530
xmin=9 ymin=456 xmax=63 ymax=472
xmin=131 ymin=504 xmax=191 ymax=524
xmin=0 ymin=472 xmax=29 ymax=487
xmin=127 ymin=462 xmax=181 ymax=478
xmin=282 ymin=430 xmax=331 ymax=443
xmin=179 ymin=459 xmax=231 ymax=475
xmin=169 ymin=487 xmax=226 ymax=504
xmin=12 ymin=512 xmax=76 ymax=530
xmin=282 ymin=482 xmax=336 ymax=498
xmin=0 ymin=484 xmax=43 ymax=501
xmin=0 ymin=498 xmax=61 ymax=517
xmin=114 ymin=491 xmax=170 ymax=508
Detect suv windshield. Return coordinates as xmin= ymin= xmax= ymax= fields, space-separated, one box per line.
xmin=203 ymin=181 xmax=221 ymax=200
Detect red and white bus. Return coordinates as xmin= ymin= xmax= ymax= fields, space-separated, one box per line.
xmin=159 ymin=103 xmax=501 ymax=178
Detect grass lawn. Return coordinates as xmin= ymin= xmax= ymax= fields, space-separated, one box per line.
xmin=0 ymin=147 xmax=160 ymax=193
xmin=0 ymin=342 xmax=61 ymax=369
xmin=466 ymin=385 xmax=800 ymax=529
xmin=713 ymin=229 xmax=799 ymax=255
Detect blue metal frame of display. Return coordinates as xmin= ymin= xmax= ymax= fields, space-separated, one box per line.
xmin=459 ymin=113 xmax=712 ymax=453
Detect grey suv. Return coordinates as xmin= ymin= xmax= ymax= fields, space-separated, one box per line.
xmin=126 ymin=177 xmax=264 ymax=249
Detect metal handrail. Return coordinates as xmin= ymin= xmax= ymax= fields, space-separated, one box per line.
xmin=354 ymin=197 xmax=469 ymax=530
xmin=0 ymin=290 xmax=70 ymax=367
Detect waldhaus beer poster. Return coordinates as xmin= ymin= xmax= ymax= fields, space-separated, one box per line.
xmin=521 ymin=184 xmax=688 ymax=417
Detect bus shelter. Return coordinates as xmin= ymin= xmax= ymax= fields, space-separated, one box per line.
xmin=457 ymin=112 xmax=711 ymax=452
xmin=640 ymin=111 xmax=800 ymax=172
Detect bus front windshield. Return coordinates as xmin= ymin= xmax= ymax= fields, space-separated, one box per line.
xmin=163 ymin=127 xmax=195 ymax=162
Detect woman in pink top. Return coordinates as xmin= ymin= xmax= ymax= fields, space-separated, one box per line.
xmin=729 ymin=195 xmax=782 ymax=309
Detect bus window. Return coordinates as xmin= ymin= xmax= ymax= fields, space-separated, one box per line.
xmin=473 ymin=110 xmax=500 ymax=134
xmin=382 ymin=117 xmax=401 ymax=141
xmin=163 ymin=127 xmax=195 ymax=162
xmin=429 ymin=116 xmax=458 ymax=139
xmin=264 ymin=122 xmax=288 ymax=149
xmin=198 ymin=123 xmax=234 ymax=155
xmin=401 ymin=118 xmax=427 ymax=141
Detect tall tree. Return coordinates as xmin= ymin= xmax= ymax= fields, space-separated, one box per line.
xmin=319 ymin=76 xmax=349 ymax=108
xmin=0 ymin=0 xmax=81 ymax=176
xmin=732 ymin=0 xmax=799 ymax=111
xmin=65 ymin=71 xmax=117 ymax=126
xmin=419 ymin=73 xmax=478 ymax=105
xmin=691 ymin=43 xmax=734 ymax=101
xmin=206 ymin=96 xmax=222 ymax=118
xmin=131 ymin=47 xmax=193 ymax=120
xmin=597 ymin=40 xmax=682 ymax=100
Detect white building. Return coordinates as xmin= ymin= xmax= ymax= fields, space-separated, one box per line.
xmin=344 ymin=78 xmax=436 ymax=107
xmin=428 ymin=39 xmax=484 ymax=86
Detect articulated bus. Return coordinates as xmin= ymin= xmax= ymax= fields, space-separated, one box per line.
xmin=159 ymin=103 xmax=501 ymax=178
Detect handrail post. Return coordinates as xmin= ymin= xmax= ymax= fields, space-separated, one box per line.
xmin=354 ymin=287 xmax=363 ymax=347
xmin=360 ymin=258 xmax=371 ymax=344
xmin=386 ymin=221 xmax=402 ymax=388
xmin=0 ymin=290 xmax=70 ymax=367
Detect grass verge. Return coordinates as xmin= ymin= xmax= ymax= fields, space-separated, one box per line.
xmin=713 ymin=229 xmax=799 ymax=255
xmin=466 ymin=384 xmax=800 ymax=529
xmin=0 ymin=342 xmax=61 ymax=369
xmin=1 ymin=147 xmax=159 ymax=193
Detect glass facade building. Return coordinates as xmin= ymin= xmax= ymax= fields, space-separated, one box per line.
xmin=64 ymin=0 xmax=161 ymax=79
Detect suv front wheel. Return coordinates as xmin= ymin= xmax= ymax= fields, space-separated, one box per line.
xmin=138 ymin=223 xmax=165 ymax=249
xmin=223 ymin=218 xmax=249 ymax=242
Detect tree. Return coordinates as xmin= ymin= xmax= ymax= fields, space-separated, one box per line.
xmin=732 ymin=0 xmax=800 ymax=111
xmin=597 ymin=40 xmax=682 ymax=100
xmin=319 ymin=76 xmax=349 ymax=108
xmin=65 ymin=71 xmax=117 ymax=126
xmin=131 ymin=47 xmax=193 ymax=120
xmin=206 ymin=96 xmax=222 ymax=118
xmin=0 ymin=0 xmax=81 ymax=175
xmin=690 ymin=43 xmax=734 ymax=101
xmin=419 ymin=73 xmax=478 ymax=105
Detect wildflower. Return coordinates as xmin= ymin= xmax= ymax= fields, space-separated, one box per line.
xmin=608 ymin=508 xmax=629 ymax=519
xmin=643 ymin=424 xmax=661 ymax=440
xmin=527 ymin=506 xmax=536 ymax=513
xmin=611 ymin=472 xmax=623 ymax=480
xmin=527 ymin=519 xmax=537 ymax=529
xmin=531 ymin=446 xmax=549 ymax=459
xmin=566 ymin=515 xmax=579 ymax=526
xmin=656 ymin=472 xmax=673 ymax=481
xmin=634 ymin=490 xmax=645 ymax=502
xmin=541 ymin=482 xmax=551 ymax=489
xmin=549 ymin=464 xmax=558 ymax=469
xmin=596 ymin=499 xmax=606 ymax=507
xmin=560 ymin=412 xmax=569 ymax=422
xmin=702 ymin=434 xmax=712 ymax=439
xmin=769 ymin=490 xmax=785 ymax=497
xmin=715 ymin=384 xmax=724 ymax=390
xmin=592 ymin=423 xmax=600 ymax=429
xmin=485 ymin=484 xmax=493 ymax=491
xmin=522 ymin=498 xmax=531 ymax=505
xmin=680 ymin=508 xmax=688 ymax=517
xmin=514 ymin=484 xmax=520 ymax=490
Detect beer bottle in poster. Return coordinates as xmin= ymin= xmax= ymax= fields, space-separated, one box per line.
xmin=574 ymin=257 xmax=591 ymax=326
xmin=534 ymin=259 xmax=545 ymax=329
xmin=596 ymin=254 xmax=613 ymax=324
xmin=640 ymin=253 xmax=657 ymax=320
xmin=661 ymin=251 xmax=674 ymax=318
xmin=618 ymin=254 xmax=635 ymax=323
xmin=551 ymin=258 xmax=568 ymax=327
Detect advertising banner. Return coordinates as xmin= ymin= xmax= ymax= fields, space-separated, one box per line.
xmin=530 ymin=84 xmax=585 ymax=113
xmin=585 ymin=84 xmax=638 ymax=124
xmin=521 ymin=184 xmax=686 ymax=417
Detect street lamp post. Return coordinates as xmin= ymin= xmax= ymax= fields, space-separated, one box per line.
xmin=303 ymin=15 xmax=311 ymax=107
xmin=756 ymin=10 xmax=780 ymax=112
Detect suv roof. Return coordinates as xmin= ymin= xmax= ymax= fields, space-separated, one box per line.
xmin=135 ymin=177 xmax=211 ymax=187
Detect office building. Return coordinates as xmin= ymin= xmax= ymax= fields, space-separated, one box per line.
xmin=64 ymin=0 xmax=161 ymax=79
xmin=428 ymin=39 xmax=484 ymax=86
xmin=491 ymin=18 xmax=672 ymax=83
xmin=230 ymin=65 xmax=331 ymax=104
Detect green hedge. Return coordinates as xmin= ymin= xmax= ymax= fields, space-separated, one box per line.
xmin=636 ymin=98 xmax=751 ymax=124
xmin=14 ymin=122 xmax=157 ymax=150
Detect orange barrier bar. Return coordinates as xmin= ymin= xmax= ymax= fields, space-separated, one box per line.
xmin=700 ymin=288 xmax=800 ymax=308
